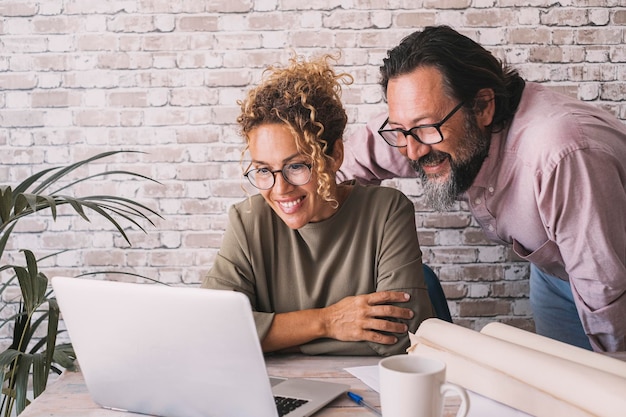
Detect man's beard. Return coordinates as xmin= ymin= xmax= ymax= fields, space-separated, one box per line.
xmin=410 ymin=113 xmax=490 ymax=211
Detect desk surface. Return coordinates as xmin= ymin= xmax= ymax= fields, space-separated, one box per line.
xmin=19 ymin=354 xmax=460 ymax=417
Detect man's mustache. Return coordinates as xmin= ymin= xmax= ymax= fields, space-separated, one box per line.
xmin=410 ymin=150 xmax=451 ymax=172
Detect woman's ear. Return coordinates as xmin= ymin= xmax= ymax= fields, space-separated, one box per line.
xmin=330 ymin=139 xmax=344 ymax=172
xmin=474 ymin=88 xmax=496 ymax=128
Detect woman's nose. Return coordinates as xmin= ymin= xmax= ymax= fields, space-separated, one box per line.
xmin=272 ymin=172 xmax=292 ymax=193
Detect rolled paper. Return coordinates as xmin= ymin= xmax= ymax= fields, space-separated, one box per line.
xmin=408 ymin=318 xmax=626 ymax=417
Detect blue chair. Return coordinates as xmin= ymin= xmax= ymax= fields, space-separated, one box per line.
xmin=423 ymin=264 xmax=453 ymax=322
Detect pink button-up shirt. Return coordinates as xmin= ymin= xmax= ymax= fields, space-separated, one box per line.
xmin=339 ymin=82 xmax=626 ymax=352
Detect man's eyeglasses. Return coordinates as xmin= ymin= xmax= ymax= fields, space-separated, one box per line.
xmin=377 ymin=102 xmax=465 ymax=147
xmin=244 ymin=163 xmax=312 ymax=190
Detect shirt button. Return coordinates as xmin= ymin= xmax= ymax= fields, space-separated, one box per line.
xmin=474 ymin=198 xmax=482 ymax=205
xmin=488 ymin=186 xmax=495 ymax=193
xmin=488 ymin=225 xmax=495 ymax=231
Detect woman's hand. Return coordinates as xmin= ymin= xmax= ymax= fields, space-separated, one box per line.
xmin=321 ymin=291 xmax=414 ymax=344
xmin=260 ymin=291 xmax=415 ymax=352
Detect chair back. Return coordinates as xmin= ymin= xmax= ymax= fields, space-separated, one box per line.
xmin=423 ymin=264 xmax=453 ymax=322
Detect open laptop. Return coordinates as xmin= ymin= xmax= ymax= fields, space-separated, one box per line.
xmin=51 ymin=276 xmax=349 ymax=417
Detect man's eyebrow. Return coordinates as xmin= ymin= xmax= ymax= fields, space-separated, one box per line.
xmin=387 ymin=116 xmax=427 ymax=128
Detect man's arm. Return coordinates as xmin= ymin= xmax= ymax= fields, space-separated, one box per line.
xmin=542 ymin=149 xmax=626 ymax=352
xmin=338 ymin=112 xmax=418 ymax=184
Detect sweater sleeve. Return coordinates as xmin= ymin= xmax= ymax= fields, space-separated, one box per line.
xmin=202 ymin=204 xmax=276 ymax=341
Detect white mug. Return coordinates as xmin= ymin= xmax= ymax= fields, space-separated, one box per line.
xmin=379 ymin=354 xmax=469 ymax=417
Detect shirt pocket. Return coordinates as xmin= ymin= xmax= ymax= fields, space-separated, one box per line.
xmin=512 ymin=239 xmax=568 ymax=281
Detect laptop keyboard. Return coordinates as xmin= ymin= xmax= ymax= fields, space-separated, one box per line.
xmin=274 ymin=395 xmax=309 ymax=416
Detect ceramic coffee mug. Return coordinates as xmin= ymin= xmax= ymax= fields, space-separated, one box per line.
xmin=379 ymin=354 xmax=469 ymax=417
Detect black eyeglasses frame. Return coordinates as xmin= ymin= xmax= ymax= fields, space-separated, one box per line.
xmin=243 ymin=163 xmax=313 ymax=190
xmin=377 ymin=101 xmax=465 ymax=147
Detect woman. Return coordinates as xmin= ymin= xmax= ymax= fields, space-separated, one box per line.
xmin=203 ymin=55 xmax=434 ymax=355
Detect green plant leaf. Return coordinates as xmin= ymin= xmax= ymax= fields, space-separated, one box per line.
xmin=0 ymin=223 xmax=17 ymax=272
xmin=44 ymin=299 xmax=59 ymax=371
xmin=51 ymin=344 xmax=75 ymax=372
xmin=14 ymin=354 xmax=32 ymax=415
xmin=0 ymin=186 xmax=12 ymax=224
xmin=32 ymin=353 xmax=46 ymax=398
xmin=30 ymin=150 xmax=145 ymax=195
xmin=12 ymin=167 xmax=60 ymax=197
xmin=13 ymin=268 xmax=33 ymax=315
xmin=0 ymin=349 xmax=21 ymax=369
xmin=52 ymin=170 xmax=161 ymax=195
xmin=13 ymin=193 xmax=57 ymax=220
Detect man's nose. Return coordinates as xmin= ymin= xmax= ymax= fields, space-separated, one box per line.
xmin=404 ymin=135 xmax=432 ymax=161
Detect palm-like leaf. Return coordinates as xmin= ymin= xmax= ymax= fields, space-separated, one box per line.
xmin=0 ymin=151 xmax=160 ymax=416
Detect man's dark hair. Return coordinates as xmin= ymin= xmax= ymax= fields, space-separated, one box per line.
xmin=380 ymin=25 xmax=525 ymax=131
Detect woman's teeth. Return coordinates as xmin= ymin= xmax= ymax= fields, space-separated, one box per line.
xmin=279 ymin=198 xmax=302 ymax=209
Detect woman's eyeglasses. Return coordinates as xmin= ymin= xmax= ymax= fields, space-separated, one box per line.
xmin=244 ymin=163 xmax=312 ymax=190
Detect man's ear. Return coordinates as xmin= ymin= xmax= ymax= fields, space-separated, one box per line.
xmin=330 ymin=139 xmax=344 ymax=172
xmin=474 ymin=88 xmax=496 ymax=128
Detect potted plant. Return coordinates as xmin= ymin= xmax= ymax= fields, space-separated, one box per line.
xmin=0 ymin=150 xmax=161 ymax=416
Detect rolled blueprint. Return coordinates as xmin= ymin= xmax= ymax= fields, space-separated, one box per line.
xmin=408 ymin=319 xmax=626 ymax=417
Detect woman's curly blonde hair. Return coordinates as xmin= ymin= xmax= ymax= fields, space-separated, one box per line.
xmin=238 ymin=54 xmax=353 ymax=205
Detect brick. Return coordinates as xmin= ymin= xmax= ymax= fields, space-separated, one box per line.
xmin=143 ymin=34 xmax=190 ymax=51
xmin=529 ymin=45 xmax=585 ymax=63
xmin=107 ymin=15 xmax=156 ymax=33
xmin=466 ymin=9 xmax=517 ymax=26
xmin=177 ymin=16 xmax=219 ymax=31
xmin=170 ymin=88 xmax=217 ymax=106
xmin=540 ymin=8 xmax=589 ymax=26
xmin=176 ymin=164 xmax=221 ymax=180
xmin=31 ymin=91 xmax=81 ymax=108
xmin=74 ymin=110 xmax=120 ymax=127
xmin=508 ymin=27 xmax=552 ymax=44
xmin=215 ymin=32 xmax=263 ymax=49
xmin=423 ymin=0 xmax=471 ymax=9
xmin=422 ymin=213 xmax=473 ymax=228
xmin=458 ymin=299 xmax=512 ymax=317
xmin=395 ymin=12 xmax=436 ymax=28
xmin=77 ymin=34 xmax=120 ymax=51
xmin=33 ymin=16 xmax=82 ymax=33
xmin=0 ymin=2 xmax=38 ymax=17
xmin=600 ymin=82 xmax=626 ymax=101
xmin=0 ymin=110 xmax=45 ymax=127
xmin=183 ymin=232 xmax=224 ymax=248
xmin=108 ymin=91 xmax=148 ymax=107
xmin=491 ymin=280 xmax=530 ymax=297
xmin=614 ymin=10 xmax=626 ymax=25
xmin=0 ymin=36 xmax=47 ymax=52
xmin=205 ymin=0 xmax=252 ymax=13
xmin=0 ymin=73 xmax=38 ymax=90
xmin=97 ymin=52 xmax=153 ymax=70
xmin=576 ymin=28 xmax=622 ymax=45
xmin=153 ymin=53 xmax=178 ymax=69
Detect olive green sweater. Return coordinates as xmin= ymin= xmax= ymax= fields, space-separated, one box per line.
xmin=203 ymin=183 xmax=434 ymax=355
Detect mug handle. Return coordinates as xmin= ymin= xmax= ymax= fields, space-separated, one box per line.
xmin=440 ymin=382 xmax=470 ymax=417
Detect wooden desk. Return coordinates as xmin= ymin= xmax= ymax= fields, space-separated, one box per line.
xmin=19 ymin=354 xmax=461 ymax=416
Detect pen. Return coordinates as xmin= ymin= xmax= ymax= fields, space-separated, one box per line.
xmin=347 ymin=391 xmax=382 ymax=416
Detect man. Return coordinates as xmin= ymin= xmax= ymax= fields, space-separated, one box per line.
xmin=338 ymin=25 xmax=626 ymax=353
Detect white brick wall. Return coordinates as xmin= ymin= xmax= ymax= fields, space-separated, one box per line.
xmin=2 ymin=1 xmax=625 ymax=339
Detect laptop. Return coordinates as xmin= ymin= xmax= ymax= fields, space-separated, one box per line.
xmin=51 ymin=276 xmax=349 ymax=417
